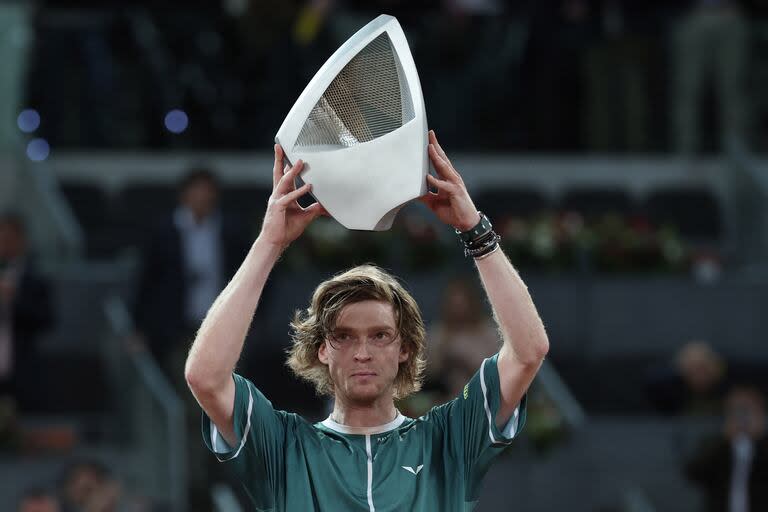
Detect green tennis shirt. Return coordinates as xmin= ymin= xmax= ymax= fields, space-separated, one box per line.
xmin=201 ymin=353 xmax=527 ymax=511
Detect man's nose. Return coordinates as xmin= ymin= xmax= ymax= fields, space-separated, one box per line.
xmin=353 ymin=340 xmax=373 ymax=360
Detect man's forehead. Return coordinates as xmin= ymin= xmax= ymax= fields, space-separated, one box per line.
xmin=333 ymin=300 xmax=397 ymax=329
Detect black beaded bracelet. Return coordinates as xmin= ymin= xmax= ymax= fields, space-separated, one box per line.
xmin=464 ymin=232 xmax=501 ymax=258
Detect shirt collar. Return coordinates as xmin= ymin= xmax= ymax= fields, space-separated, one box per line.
xmin=173 ymin=206 xmax=220 ymax=231
xmin=320 ymin=411 xmax=406 ymax=435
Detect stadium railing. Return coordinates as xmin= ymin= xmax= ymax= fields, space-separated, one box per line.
xmin=102 ymin=295 xmax=187 ymax=512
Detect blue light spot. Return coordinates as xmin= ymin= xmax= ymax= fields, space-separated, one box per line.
xmin=17 ymin=109 xmax=40 ymax=133
xmin=27 ymin=138 xmax=50 ymax=161
xmin=164 ymin=109 xmax=189 ymax=134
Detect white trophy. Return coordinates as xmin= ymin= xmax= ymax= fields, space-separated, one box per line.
xmin=275 ymin=14 xmax=428 ymax=231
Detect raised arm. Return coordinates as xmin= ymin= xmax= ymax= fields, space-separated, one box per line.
xmin=419 ymin=130 xmax=549 ymax=429
xmin=184 ymin=145 xmax=327 ymax=446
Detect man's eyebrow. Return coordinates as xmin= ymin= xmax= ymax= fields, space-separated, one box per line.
xmin=332 ymin=324 xmax=396 ymax=331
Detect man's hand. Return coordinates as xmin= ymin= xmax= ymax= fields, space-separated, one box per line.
xmin=419 ymin=130 xmax=481 ymax=231
xmin=259 ymin=144 xmax=328 ymax=250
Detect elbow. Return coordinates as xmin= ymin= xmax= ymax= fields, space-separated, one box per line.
xmin=522 ymin=333 xmax=549 ymax=366
xmin=184 ymin=358 xmax=215 ymax=397
xmin=184 ymin=363 xmax=203 ymax=393
xmin=536 ymin=333 xmax=550 ymax=360
xmin=184 ymin=353 xmax=230 ymax=399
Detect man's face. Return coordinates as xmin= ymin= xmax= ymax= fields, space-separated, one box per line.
xmin=181 ymin=179 xmax=218 ymax=220
xmin=677 ymin=342 xmax=723 ymax=393
xmin=64 ymin=467 xmax=102 ymax=507
xmin=318 ymin=300 xmax=409 ymax=405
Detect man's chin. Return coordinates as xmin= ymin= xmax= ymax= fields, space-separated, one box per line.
xmin=346 ymin=382 xmax=385 ymax=403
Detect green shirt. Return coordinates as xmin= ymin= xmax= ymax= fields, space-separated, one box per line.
xmin=202 ymin=353 xmax=527 ymax=511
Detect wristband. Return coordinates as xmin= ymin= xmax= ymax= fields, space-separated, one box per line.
xmin=455 ymin=211 xmax=492 ymax=246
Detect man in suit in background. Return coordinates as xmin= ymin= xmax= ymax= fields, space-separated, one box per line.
xmin=685 ymin=385 xmax=768 ymax=512
xmin=134 ymin=168 xmax=250 ymax=380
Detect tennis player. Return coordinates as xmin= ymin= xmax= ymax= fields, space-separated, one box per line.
xmin=185 ymin=130 xmax=549 ymax=511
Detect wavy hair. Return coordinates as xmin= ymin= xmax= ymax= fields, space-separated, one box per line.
xmin=286 ymin=264 xmax=427 ymax=399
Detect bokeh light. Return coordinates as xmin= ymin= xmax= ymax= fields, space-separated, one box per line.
xmin=164 ymin=109 xmax=189 ymax=134
xmin=17 ymin=108 xmax=40 ymax=133
xmin=26 ymin=138 xmax=50 ymax=161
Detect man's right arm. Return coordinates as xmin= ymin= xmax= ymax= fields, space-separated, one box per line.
xmin=184 ymin=236 xmax=282 ymax=447
xmin=185 ymin=144 xmax=327 ymax=448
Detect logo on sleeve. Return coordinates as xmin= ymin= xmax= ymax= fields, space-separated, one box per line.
xmin=463 ymin=384 xmax=469 ymax=400
xmin=402 ymin=465 xmax=424 ymax=475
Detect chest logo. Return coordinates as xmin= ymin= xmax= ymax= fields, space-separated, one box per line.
xmin=402 ymin=465 xmax=424 ymax=475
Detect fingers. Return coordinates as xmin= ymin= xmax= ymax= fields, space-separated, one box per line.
xmin=302 ymin=201 xmax=329 ymax=219
xmin=276 ymin=159 xmax=304 ymax=194
xmin=428 ymin=144 xmax=461 ymax=184
xmin=426 ymin=172 xmax=455 ymax=193
xmin=277 ymin=181 xmax=311 ymax=207
xmin=428 ymin=130 xmax=451 ymax=164
xmin=272 ymin=144 xmax=284 ymax=188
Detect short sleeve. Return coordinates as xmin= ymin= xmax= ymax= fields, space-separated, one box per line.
xmin=433 ymin=353 xmax=527 ymax=496
xmin=200 ymin=373 xmax=286 ymax=507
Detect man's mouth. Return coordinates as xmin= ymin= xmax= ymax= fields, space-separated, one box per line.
xmin=351 ymin=371 xmax=377 ymax=377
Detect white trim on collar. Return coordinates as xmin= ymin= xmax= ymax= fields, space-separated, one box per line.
xmin=321 ymin=412 xmax=406 ymax=435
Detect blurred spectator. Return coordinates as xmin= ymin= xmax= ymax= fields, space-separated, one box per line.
xmin=0 ymin=212 xmax=54 ymax=411
xmin=522 ymin=0 xmax=599 ymax=151
xmin=58 ymin=459 xmax=161 ymax=512
xmin=425 ymin=277 xmax=500 ymax=399
xmin=133 ymin=168 xmax=250 ymax=379
xmin=684 ymin=385 xmax=768 ymax=512
xmin=59 ymin=460 xmax=110 ymax=512
xmin=582 ymin=1 xmax=655 ymax=151
xmin=57 ymin=460 xmax=165 ymax=512
xmin=17 ymin=487 xmax=61 ymax=512
xmin=645 ymin=340 xmax=728 ymax=415
xmin=673 ymin=0 xmax=748 ymax=156
xmin=132 ymin=168 xmax=249 ymax=511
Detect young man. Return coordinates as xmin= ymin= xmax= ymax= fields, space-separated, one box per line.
xmin=185 ymin=131 xmax=549 ymax=511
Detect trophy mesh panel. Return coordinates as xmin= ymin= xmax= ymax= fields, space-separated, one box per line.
xmin=294 ymin=32 xmax=416 ymax=150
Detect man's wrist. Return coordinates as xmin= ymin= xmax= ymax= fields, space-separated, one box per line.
xmin=454 ymin=212 xmax=482 ymax=232
xmin=253 ymin=235 xmax=286 ymax=258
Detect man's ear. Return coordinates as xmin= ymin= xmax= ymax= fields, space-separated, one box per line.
xmin=318 ymin=341 xmax=329 ymax=365
xmin=398 ymin=342 xmax=410 ymax=363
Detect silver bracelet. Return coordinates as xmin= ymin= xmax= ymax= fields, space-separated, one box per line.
xmin=473 ymin=244 xmax=500 ymax=261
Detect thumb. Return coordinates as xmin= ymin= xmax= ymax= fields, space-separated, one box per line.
xmin=417 ymin=194 xmax=434 ymax=207
xmin=304 ymin=202 xmax=329 ymax=220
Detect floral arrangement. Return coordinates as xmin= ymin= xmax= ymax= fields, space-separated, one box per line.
xmin=281 ymin=208 xmax=714 ymax=275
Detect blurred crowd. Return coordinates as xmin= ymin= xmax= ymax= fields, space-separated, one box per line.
xmin=22 ymin=0 xmax=768 ymax=153
xmin=16 ymin=459 xmax=163 ymax=512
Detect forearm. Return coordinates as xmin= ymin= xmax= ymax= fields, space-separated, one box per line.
xmin=185 ymin=235 xmax=282 ymax=392
xmin=475 ymin=249 xmax=549 ymax=364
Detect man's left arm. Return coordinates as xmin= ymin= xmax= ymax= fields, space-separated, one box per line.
xmin=419 ymin=130 xmax=549 ymax=429
xmin=474 ymin=249 xmax=548 ymax=427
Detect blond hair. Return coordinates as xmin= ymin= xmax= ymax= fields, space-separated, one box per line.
xmin=286 ymin=264 xmax=427 ymax=399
